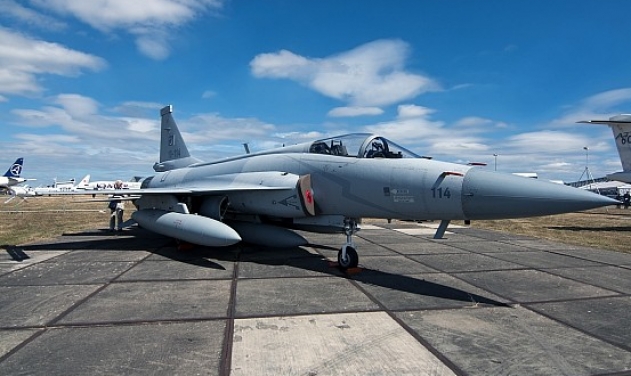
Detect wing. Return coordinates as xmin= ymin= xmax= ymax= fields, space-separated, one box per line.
xmin=55 ymin=171 xmax=303 ymax=195
xmin=48 ymin=171 xmax=316 ymax=216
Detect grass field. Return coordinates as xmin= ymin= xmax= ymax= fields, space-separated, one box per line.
xmin=471 ymin=207 xmax=631 ymax=253
xmin=1 ymin=196 xmax=629 ymax=253
xmin=0 ymin=196 xmax=124 ymax=247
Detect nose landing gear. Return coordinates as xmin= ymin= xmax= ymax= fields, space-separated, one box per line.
xmin=337 ymin=218 xmax=359 ymax=270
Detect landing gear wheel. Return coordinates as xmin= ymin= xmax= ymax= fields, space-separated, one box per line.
xmin=338 ymin=245 xmax=358 ymax=270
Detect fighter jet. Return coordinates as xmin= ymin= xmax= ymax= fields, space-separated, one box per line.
xmin=70 ymin=105 xmax=617 ymax=269
xmin=579 ymin=114 xmax=631 ymax=183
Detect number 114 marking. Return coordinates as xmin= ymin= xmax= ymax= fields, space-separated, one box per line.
xmin=431 ymin=187 xmax=451 ymax=199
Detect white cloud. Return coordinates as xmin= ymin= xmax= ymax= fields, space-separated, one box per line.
xmin=202 ymin=90 xmax=217 ymax=99
xmin=363 ymin=104 xmax=445 ymax=142
xmin=0 ymin=28 xmax=106 ymax=97
xmin=327 ymin=106 xmax=383 ymax=117
xmin=431 ymin=140 xmax=489 ymax=153
xmin=364 ymin=104 xmax=492 ymax=163
xmin=30 ymin=0 xmax=224 ymax=60
xmin=112 ymin=101 xmax=163 ymax=117
xmin=503 ymin=88 xmax=631 ymax=179
xmin=5 ymin=96 xmax=282 ymax=179
xmin=506 ymin=130 xmax=609 ymax=155
xmin=250 ymin=39 xmax=440 ymax=107
xmin=135 ymin=31 xmax=171 ymax=60
xmin=452 ymin=116 xmax=509 ymax=133
xmin=397 ymin=104 xmax=434 ymax=119
xmin=550 ymin=87 xmax=631 ymax=126
xmin=454 ymin=116 xmax=493 ymax=127
xmin=360 ymin=104 xmax=492 ymax=158
xmin=9 ymin=95 xmax=282 ymax=172
xmin=251 ymin=50 xmax=311 ymax=78
xmin=273 ymin=131 xmax=325 ymax=141
xmin=0 ymin=0 xmax=67 ymax=31
xmin=10 ymin=94 xmax=157 ymax=142
xmin=541 ymin=161 xmax=572 ymax=169
xmin=583 ymin=88 xmax=631 ymax=110
xmin=185 ymin=113 xmax=276 ymax=142
xmin=32 ymin=0 xmax=221 ymax=30
xmin=355 ymin=104 xmax=610 ymax=179
xmin=53 ymin=94 xmax=99 ymax=117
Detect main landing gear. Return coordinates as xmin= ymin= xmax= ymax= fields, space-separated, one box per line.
xmin=337 ymin=218 xmax=359 ymax=270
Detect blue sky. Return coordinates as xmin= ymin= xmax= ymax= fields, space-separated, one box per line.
xmin=2 ymin=0 xmax=631 ymax=183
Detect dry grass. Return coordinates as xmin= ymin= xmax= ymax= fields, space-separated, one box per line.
xmin=0 ymin=196 xmax=127 ymax=247
xmin=472 ymin=207 xmax=631 ymax=253
xmin=2 ymin=196 xmax=630 ymax=254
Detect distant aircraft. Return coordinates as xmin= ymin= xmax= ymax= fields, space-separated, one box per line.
xmin=3 ymin=184 xmax=37 ymax=204
xmin=1 ymin=158 xmax=38 ymax=202
xmin=0 ymin=158 xmax=28 ymax=191
xmin=65 ymin=105 xmax=616 ymax=269
xmin=75 ymin=175 xmax=142 ymax=190
xmin=33 ymin=175 xmax=88 ymax=196
xmin=579 ymin=114 xmax=631 ymax=183
xmin=9 ymin=185 xmax=36 ymax=197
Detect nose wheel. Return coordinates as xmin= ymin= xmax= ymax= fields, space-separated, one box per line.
xmin=337 ymin=218 xmax=360 ymax=270
xmin=338 ymin=245 xmax=358 ymax=269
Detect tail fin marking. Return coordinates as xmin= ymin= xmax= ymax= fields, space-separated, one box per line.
xmin=154 ymin=105 xmax=201 ymax=172
xmin=580 ymin=115 xmax=631 ymax=172
xmin=3 ymin=158 xmax=24 ymax=178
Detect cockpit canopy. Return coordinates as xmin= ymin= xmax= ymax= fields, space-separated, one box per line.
xmin=307 ymin=133 xmax=420 ymax=158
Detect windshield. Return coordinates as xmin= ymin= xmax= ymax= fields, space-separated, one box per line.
xmin=308 ymin=133 xmax=420 ymax=158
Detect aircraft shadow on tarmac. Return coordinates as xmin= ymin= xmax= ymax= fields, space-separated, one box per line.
xmin=7 ymin=227 xmax=507 ymax=307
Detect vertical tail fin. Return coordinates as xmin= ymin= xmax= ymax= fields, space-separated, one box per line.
xmin=580 ymin=115 xmax=631 ymax=172
xmin=76 ymin=174 xmax=91 ymax=188
xmin=3 ymin=158 xmax=23 ymax=178
xmin=159 ymin=105 xmax=192 ymax=163
xmin=154 ymin=105 xmax=201 ymax=172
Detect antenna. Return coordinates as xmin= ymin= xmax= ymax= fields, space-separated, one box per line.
xmin=577 ymin=146 xmax=599 ymax=194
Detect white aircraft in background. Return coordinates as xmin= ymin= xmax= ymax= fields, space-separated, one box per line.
xmin=9 ymin=185 xmax=37 ymax=197
xmin=75 ymin=175 xmax=143 ymax=190
xmin=580 ymin=114 xmax=631 ymax=183
xmin=33 ymin=175 xmax=88 ymax=196
xmin=1 ymin=158 xmax=34 ymax=192
xmin=3 ymin=184 xmax=38 ymax=204
xmin=1 ymin=158 xmax=37 ymax=203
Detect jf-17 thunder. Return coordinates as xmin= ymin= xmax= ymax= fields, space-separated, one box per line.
xmin=76 ymin=105 xmax=617 ymax=270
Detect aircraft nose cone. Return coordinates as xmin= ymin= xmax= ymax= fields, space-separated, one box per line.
xmin=461 ymin=168 xmax=618 ymax=220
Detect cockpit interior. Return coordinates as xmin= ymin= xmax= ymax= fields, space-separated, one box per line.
xmin=307 ymin=133 xmax=420 ymax=159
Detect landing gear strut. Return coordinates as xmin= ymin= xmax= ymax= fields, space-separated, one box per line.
xmin=337 ymin=218 xmax=359 ymax=270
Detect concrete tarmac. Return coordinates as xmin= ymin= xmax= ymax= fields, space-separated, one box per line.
xmin=1 ymin=221 xmax=631 ymax=375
